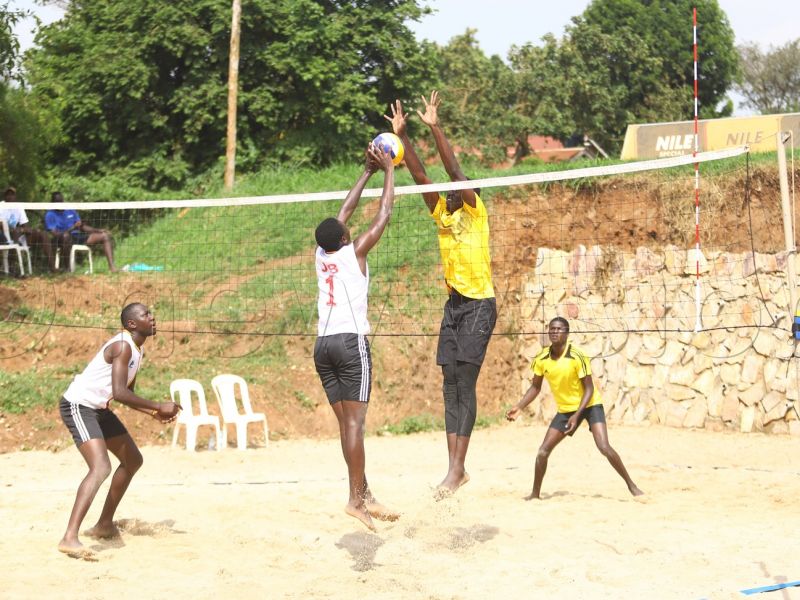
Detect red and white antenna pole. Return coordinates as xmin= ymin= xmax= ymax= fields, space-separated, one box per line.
xmin=693 ymin=6 xmax=702 ymax=332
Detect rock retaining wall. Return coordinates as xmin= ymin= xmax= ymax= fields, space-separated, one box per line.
xmin=515 ymin=246 xmax=800 ymax=435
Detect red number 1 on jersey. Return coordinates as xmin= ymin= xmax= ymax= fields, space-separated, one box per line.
xmin=321 ymin=263 xmax=338 ymax=306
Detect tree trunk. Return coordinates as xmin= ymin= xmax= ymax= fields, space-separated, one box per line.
xmin=223 ymin=0 xmax=242 ymax=190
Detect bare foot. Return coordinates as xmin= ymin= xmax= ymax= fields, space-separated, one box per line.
xmin=523 ymin=492 xmax=541 ymax=501
xmin=84 ymin=523 xmax=121 ymax=539
xmin=365 ymin=500 xmax=400 ymax=522
xmin=434 ymin=471 xmax=470 ymax=500
xmin=344 ymin=503 xmax=376 ymax=532
xmin=58 ymin=539 xmax=98 ymax=561
xmin=629 ymin=485 xmax=644 ymax=497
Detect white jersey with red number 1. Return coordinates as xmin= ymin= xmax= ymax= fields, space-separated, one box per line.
xmin=63 ymin=330 xmax=143 ymax=409
xmin=316 ymin=243 xmax=370 ymax=336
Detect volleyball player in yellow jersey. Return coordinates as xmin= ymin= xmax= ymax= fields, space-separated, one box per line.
xmin=385 ymin=91 xmax=496 ymax=496
xmin=506 ymin=317 xmax=643 ymax=500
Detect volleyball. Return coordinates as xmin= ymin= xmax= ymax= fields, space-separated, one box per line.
xmin=372 ymin=132 xmax=405 ymax=165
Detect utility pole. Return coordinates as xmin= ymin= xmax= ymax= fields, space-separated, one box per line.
xmin=223 ymin=0 xmax=242 ymax=190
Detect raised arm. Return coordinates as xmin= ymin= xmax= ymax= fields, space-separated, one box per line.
xmin=107 ymin=341 xmax=179 ymax=422
xmin=336 ymin=150 xmax=378 ymax=225
xmin=353 ymin=146 xmax=395 ymax=270
xmin=384 ymin=100 xmax=438 ymax=213
xmin=417 ymin=91 xmax=476 ymax=208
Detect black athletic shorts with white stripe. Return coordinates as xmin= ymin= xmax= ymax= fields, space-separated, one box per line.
xmin=59 ymin=397 xmax=128 ymax=447
xmin=313 ymin=333 xmax=372 ymax=404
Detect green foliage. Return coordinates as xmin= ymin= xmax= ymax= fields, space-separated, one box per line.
xmin=508 ymin=34 xmax=576 ymax=159
xmin=26 ymin=0 xmax=438 ymax=188
xmin=474 ymin=413 xmax=503 ymax=430
xmin=581 ymin=0 xmax=739 ymax=118
xmin=0 ymin=86 xmax=50 ymax=194
xmin=0 ymin=5 xmax=51 ymax=193
xmin=380 ymin=413 xmax=443 ymax=435
xmin=0 ymin=365 xmax=73 ymax=414
xmin=293 ymin=390 xmax=316 ymax=411
xmin=0 ymin=2 xmax=27 ymax=81
xmin=736 ymin=40 xmax=800 ymax=114
xmin=555 ymin=18 xmax=687 ymax=153
xmin=429 ymin=29 xmax=519 ymax=164
xmin=430 ymin=0 xmax=738 ymax=158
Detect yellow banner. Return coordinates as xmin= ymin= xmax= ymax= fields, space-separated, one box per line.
xmin=620 ymin=113 xmax=800 ymax=160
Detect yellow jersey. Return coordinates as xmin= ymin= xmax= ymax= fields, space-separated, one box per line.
xmin=431 ymin=193 xmax=494 ymax=299
xmin=531 ymin=342 xmax=601 ymax=413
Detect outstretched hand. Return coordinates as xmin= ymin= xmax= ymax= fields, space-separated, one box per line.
xmin=506 ymin=406 xmax=521 ymax=421
xmin=364 ymin=146 xmax=380 ymax=174
xmin=383 ymin=100 xmax=407 ymax=136
xmin=416 ymin=90 xmax=440 ymax=127
xmin=367 ymin=143 xmax=395 ymax=172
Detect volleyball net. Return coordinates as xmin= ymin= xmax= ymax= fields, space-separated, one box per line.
xmin=1 ymin=144 xmax=790 ymax=352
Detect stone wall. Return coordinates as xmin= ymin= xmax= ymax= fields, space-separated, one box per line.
xmin=515 ymin=246 xmax=800 ymax=435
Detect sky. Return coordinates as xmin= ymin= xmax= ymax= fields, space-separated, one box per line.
xmin=9 ymin=0 xmax=800 ymax=115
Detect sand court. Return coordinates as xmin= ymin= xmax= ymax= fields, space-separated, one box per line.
xmin=2 ymin=423 xmax=799 ymax=599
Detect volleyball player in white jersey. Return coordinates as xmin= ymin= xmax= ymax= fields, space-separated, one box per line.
xmin=57 ymin=303 xmax=180 ymax=559
xmin=313 ymin=144 xmax=397 ymax=531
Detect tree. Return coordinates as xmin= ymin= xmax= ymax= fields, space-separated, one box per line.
xmin=0 ymin=87 xmax=49 ymax=195
xmin=432 ymin=0 xmax=738 ymax=159
xmin=0 ymin=2 xmax=23 ymax=80
xmin=508 ymin=21 xmax=687 ymax=155
xmin=581 ymin=0 xmax=739 ymax=118
xmin=736 ymin=40 xmax=800 ymax=114
xmin=563 ymin=19 xmax=687 ymax=152
xmin=26 ymin=0 xmax=437 ymax=188
xmin=509 ymin=34 xmax=587 ymax=159
xmin=429 ymin=30 xmax=519 ymax=164
xmin=1 ymin=4 xmax=48 ymax=195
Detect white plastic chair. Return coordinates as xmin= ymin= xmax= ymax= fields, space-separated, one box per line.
xmin=55 ymin=244 xmax=93 ymax=273
xmin=170 ymin=379 xmax=222 ymax=452
xmin=0 ymin=219 xmax=31 ymax=276
xmin=211 ymin=374 xmax=269 ymax=450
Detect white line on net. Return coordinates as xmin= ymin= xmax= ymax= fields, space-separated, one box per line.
xmin=7 ymin=146 xmax=748 ymax=210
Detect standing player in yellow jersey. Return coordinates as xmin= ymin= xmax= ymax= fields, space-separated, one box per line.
xmin=385 ymin=92 xmax=496 ymax=497
xmin=506 ymin=317 xmax=643 ymax=500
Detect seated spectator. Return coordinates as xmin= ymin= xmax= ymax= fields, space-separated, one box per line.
xmin=1 ymin=187 xmax=56 ymax=272
xmin=45 ymin=191 xmax=118 ymax=272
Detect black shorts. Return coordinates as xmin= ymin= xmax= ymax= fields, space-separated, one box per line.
xmin=436 ymin=291 xmax=496 ymax=367
xmin=314 ymin=333 xmax=372 ymax=404
xmin=549 ymin=404 xmax=606 ymax=435
xmin=71 ymin=231 xmax=89 ymax=245
xmin=60 ymin=397 xmax=128 ymax=447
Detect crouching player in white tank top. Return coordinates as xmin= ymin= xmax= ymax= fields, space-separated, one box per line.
xmin=313 ymin=144 xmax=399 ymax=531
xmin=57 ymin=303 xmax=181 ymax=559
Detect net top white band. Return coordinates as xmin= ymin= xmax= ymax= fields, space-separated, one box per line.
xmin=6 ymin=145 xmax=748 ymax=211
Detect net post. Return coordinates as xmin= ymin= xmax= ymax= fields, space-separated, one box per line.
xmin=692 ymin=6 xmax=702 ymax=332
xmin=778 ymin=133 xmax=799 ymax=329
